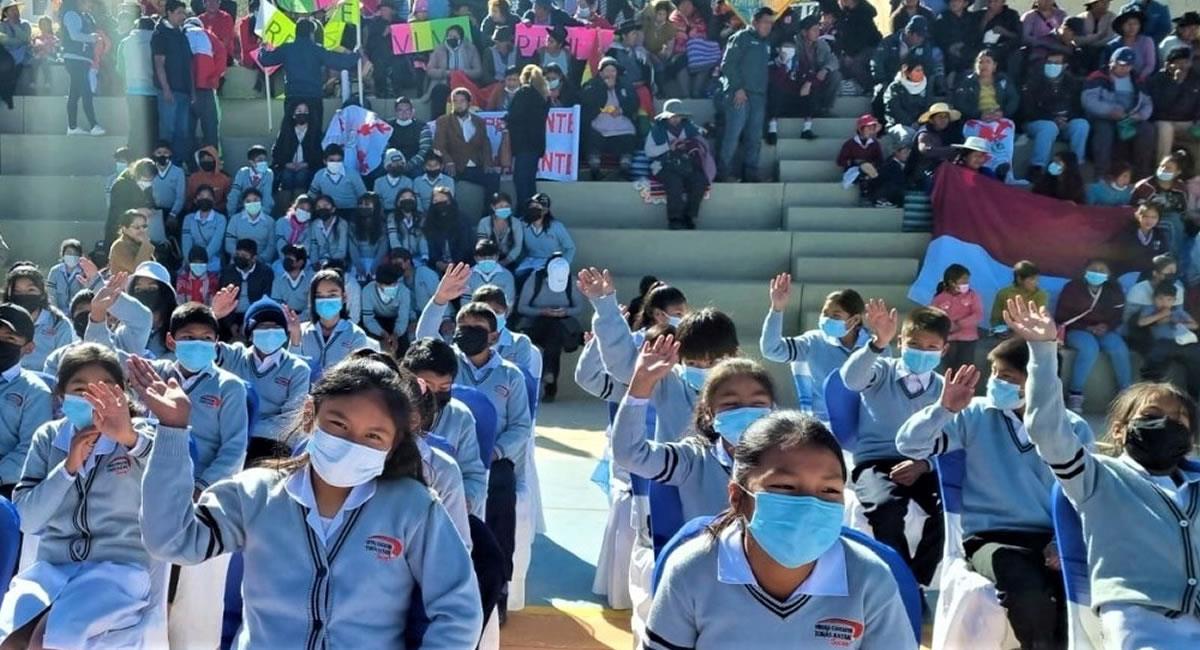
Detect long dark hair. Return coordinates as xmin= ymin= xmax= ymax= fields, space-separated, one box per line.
xmin=690 ymin=358 xmax=776 ymax=445
xmin=354 ymin=192 xmax=384 ymax=242
xmin=935 ymin=263 xmax=970 ymax=294
xmin=308 ymin=268 xmax=349 ymax=323
xmin=633 ymin=284 xmax=687 ymax=331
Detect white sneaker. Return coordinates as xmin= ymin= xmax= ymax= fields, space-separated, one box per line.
xmin=1067 ymin=393 xmax=1085 ymax=414
xmin=66 ymin=127 xmax=87 ymax=136
xmin=89 ymin=125 xmax=106 ymax=136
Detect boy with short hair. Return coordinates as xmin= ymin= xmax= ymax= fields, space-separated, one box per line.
xmin=218 ymin=239 xmax=275 ymax=332
xmin=46 ymin=239 xmax=90 ymax=313
xmin=840 ymin=299 xmax=948 ymax=588
xmin=308 ymin=144 xmax=367 ymax=210
xmin=270 ymin=244 xmax=312 ymax=319
xmin=150 ymin=140 xmax=187 ymax=244
xmin=0 ymin=303 xmax=53 ymax=497
xmin=362 ymin=264 xmax=413 ymax=355
xmin=472 ymin=284 xmax=534 ymax=373
xmin=412 ymin=152 xmax=455 ymax=212
xmin=181 ymin=184 xmax=228 ymax=274
xmin=228 ymin=144 xmax=276 ymax=217
xmin=176 ymin=244 xmax=220 ymax=303
xmin=466 ymin=240 xmax=516 ymax=307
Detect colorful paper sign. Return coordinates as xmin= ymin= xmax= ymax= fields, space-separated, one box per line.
xmin=515 ymin=24 xmax=614 ymax=60
xmin=727 ymin=0 xmax=807 ymax=24
xmin=389 ymin=16 xmax=473 ymax=54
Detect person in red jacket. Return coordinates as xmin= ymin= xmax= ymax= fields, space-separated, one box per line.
xmin=185 ymin=17 xmax=228 ymax=152
xmin=235 ymin=6 xmax=260 ymax=68
xmin=837 ymin=114 xmax=884 ymax=206
xmin=199 ymin=0 xmax=235 ymax=64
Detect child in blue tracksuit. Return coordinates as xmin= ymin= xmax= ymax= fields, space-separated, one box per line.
xmin=1 ymin=343 xmax=157 ymax=648
xmin=137 ymin=355 xmax=483 ymax=649
xmin=227 ymin=145 xmax=275 ymax=218
xmin=288 ymin=269 xmax=371 ymax=376
xmin=181 ymin=185 xmax=229 ymax=274
xmin=839 ymin=300 xmax=948 ymax=587
xmin=308 ymin=144 xmax=367 ymax=210
xmin=225 ymin=188 xmax=277 ymax=266
xmin=760 ymin=274 xmax=869 ymax=423
xmin=4 ymin=265 xmax=77 ymax=372
xmin=45 ymin=239 xmax=92 ymax=313
xmin=1006 ymin=297 xmax=1200 ymax=646
xmin=0 ymin=303 xmax=54 ymax=496
xmin=896 ymin=337 xmax=1095 ymax=648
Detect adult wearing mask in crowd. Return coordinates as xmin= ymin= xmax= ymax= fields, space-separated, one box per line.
xmin=506 ymin=64 xmax=549 ymax=216
xmin=0 ymin=0 xmax=32 ymax=107
xmin=1147 ymin=47 xmax=1200 ymax=164
xmin=883 ymin=59 xmax=935 ymax=142
xmin=427 ymin=24 xmax=483 ymax=117
xmin=107 ymin=160 xmax=157 ymax=244
xmin=433 ymin=87 xmax=500 ymax=199
xmin=1023 ymin=50 xmax=1089 ymax=176
xmin=152 ymin=0 xmax=192 ymax=163
xmin=717 ymin=7 xmax=774 ymax=183
xmin=257 ymin=17 xmax=359 ymax=131
xmin=541 ymin=62 xmax=577 ymax=107
xmin=187 ymin=145 xmax=230 ymax=211
xmin=271 ymin=100 xmax=323 ymax=206
xmin=933 ymin=0 xmax=979 ymax=90
xmin=425 ymin=188 xmax=473 ymax=271
xmin=117 ymin=17 xmax=158 ymax=155
xmin=60 ymin=0 xmax=105 ymax=136
xmin=581 ymin=56 xmax=639 ymax=180
xmin=1084 ymin=46 xmax=1155 ymax=180
xmin=523 ymin=0 xmax=581 ymax=30
xmin=387 ymin=96 xmax=432 ymax=177
xmin=871 ymin=15 xmax=942 ymax=112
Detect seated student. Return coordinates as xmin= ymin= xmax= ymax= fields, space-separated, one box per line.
xmin=1134 ymin=281 xmax=1200 ymax=393
xmin=931 ymin=263 xmax=983 ymax=371
xmin=990 ymin=260 xmax=1049 ymax=330
xmin=273 ymin=194 xmax=314 ymax=262
xmin=1132 ymin=152 xmax=1191 ymax=260
xmin=177 ymin=245 xmax=222 ymax=304
xmin=646 ymin=410 xmax=915 ymax=650
xmin=0 ymin=303 xmax=53 ymax=497
xmin=225 ymin=187 xmax=276 ymax=266
xmin=517 ymin=193 xmax=576 ymax=280
xmin=767 ymin=15 xmax=841 ymax=142
xmin=579 ymin=267 xmax=739 ymax=443
xmin=321 ymin=260 xmax=363 ymax=327
xmin=1124 ymin=253 xmax=1184 ymax=329
xmin=1086 ymin=161 xmax=1135 ymax=206
xmin=472 ymin=284 xmax=535 ymax=372
xmin=136 ymin=356 xmax=484 ymax=648
xmin=871 ymin=138 xmax=912 ymax=208
xmin=306 ymin=195 xmax=352 ymax=269
xmin=467 ymin=240 xmax=516 ymax=308
xmin=401 ymin=363 xmax=471 ymax=544
xmin=1117 ymin=201 xmax=1170 ymax=274
xmin=4 ymin=265 xmax=77 ymax=372
xmin=287 ymin=268 xmax=370 ymax=375
xmin=400 ymin=338 xmax=487 ymax=520
xmin=218 ymin=239 xmax=275 ymax=336
xmin=412 ymin=153 xmax=456 ymax=213
xmin=188 ymin=147 xmax=232 ymax=215
xmin=82 ymin=271 xmax=154 ymax=361
xmin=228 ymin=145 xmax=276 ymax=218
xmin=1031 ymin=152 xmax=1087 ymax=203
xmin=361 ymin=265 xmax=412 ymax=356
xmin=209 ymin=295 xmax=312 ymax=462
xmin=516 ymin=254 xmax=583 ymax=401
xmin=839 ymin=299 xmax=948 ymax=589
xmin=837 ymin=115 xmax=884 ymax=207
xmin=1005 ymin=298 xmax=1200 ymax=648
xmin=615 ymin=335 xmax=776 ymax=523
xmin=897 ymin=340 xmax=1094 ymax=649
xmin=760 ymin=274 xmax=867 ymax=423
xmin=1 ymin=344 xmax=157 ymax=647
xmin=392 ymin=248 xmax=439 ymax=329
xmin=182 ymin=184 xmax=229 ymax=275
xmin=270 ymin=244 xmax=313 ymax=320
xmin=374 ymin=150 xmax=413 ymax=219
xmin=46 ymin=239 xmax=90 ymax=314
xmin=1056 ymin=258 xmax=1132 ymax=413
xmin=425 ymin=188 xmax=473 ymax=273
xmin=308 ymin=144 xmax=368 ymax=211
xmin=386 ymin=189 xmax=429 ymax=261
xmin=349 ymin=192 xmax=389 ymax=282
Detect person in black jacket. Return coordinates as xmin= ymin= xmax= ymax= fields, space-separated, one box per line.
xmin=218 ymin=238 xmax=274 ymax=338
xmin=506 ymin=64 xmax=550 ymax=217
xmin=580 ymin=56 xmax=639 ymax=179
xmin=831 ymin=0 xmax=882 ymax=93
xmin=933 ymin=0 xmax=979 ymax=88
xmin=271 ymin=100 xmax=324 ymax=204
xmin=1147 ymin=47 xmax=1200 ymax=163
xmin=1022 ymin=50 xmax=1089 ymax=175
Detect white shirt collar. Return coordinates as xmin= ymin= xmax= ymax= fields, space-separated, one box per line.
xmin=716 ymin=521 xmax=848 ymax=598
xmin=284 ymin=465 xmax=377 ymax=544
xmin=174 ymin=363 xmax=217 ymax=389
xmin=254 ymin=348 xmax=283 ymax=373
xmin=0 ymin=362 xmax=22 ymax=383
xmin=895 ymin=366 xmax=933 ymax=392
xmin=52 ymin=420 xmax=117 ymax=474
xmin=460 ymin=349 xmax=500 ymax=380
xmin=237 ymin=262 xmax=257 ymax=280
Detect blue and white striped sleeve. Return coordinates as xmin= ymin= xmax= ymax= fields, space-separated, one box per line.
xmin=612 ymin=397 xmax=700 ymax=486
xmin=896 ymin=404 xmax=965 ymax=460
xmin=1024 ymin=341 xmax=1097 ymax=503
xmin=759 ymin=310 xmax=809 ymax=363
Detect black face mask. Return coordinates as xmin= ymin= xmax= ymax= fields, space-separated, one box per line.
xmin=397 ymin=198 xmax=417 ymax=213
xmin=199 ymin=159 xmax=216 ymax=172
xmin=359 ymin=208 xmax=375 ymax=220
xmin=426 ymin=169 xmax=441 ymax=180
xmin=316 ymin=208 xmax=335 ymax=220
xmin=0 ymin=340 xmax=21 ymax=371
xmin=1126 ymin=416 xmax=1195 ymax=474
xmin=154 ymin=154 xmax=170 ymax=166
xmin=453 ymin=325 xmax=490 ymax=356
xmin=234 ymin=256 xmax=254 ymax=270
xmin=434 ymin=390 xmax=452 ymax=411
xmin=1163 ymin=273 xmax=1179 ymax=284
xmin=195 ymin=198 xmax=215 ymax=212
xmin=523 ymin=207 xmax=544 ymax=223
xmin=9 ymin=293 xmax=43 ymax=314
xmin=293 ymin=114 xmax=309 ymax=125
xmin=283 ymin=258 xmax=301 ymax=272
xmin=72 ymin=311 xmax=90 ymax=338
xmin=132 ymin=288 xmax=161 ymax=311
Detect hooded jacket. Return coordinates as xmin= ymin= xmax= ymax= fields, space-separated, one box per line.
xmin=185 ymin=145 xmax=232 ymax=213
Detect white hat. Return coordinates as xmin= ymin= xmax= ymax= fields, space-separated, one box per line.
xmin=655 ymin=99 xmax=691 ymax=121
xmin=547 ymin=257 xmax=570 ymax=293
xmin=0 ymin=0 xmax=23 ymax=12
xmin=952 ymin=136 xmax=991 ymax=154
xmin=128 ymin=261 xmax=179 ymax=301
xmin=385 ymin=148 xmax=405 ymax=164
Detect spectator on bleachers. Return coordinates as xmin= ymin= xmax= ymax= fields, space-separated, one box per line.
xmin=933 ymin=0 xmax=978 ymax=89
xmin=197 ymin=0 xmax=232 ymax=57
xmin=524 ymin=0 xmax=581 ymax=29
xmin=152 ymin=0 xmax=192 ymax=161
xmin=219 ymin=239 xmax=273 ymax=329
xmin=467 ymin=240 xmax=516 ymax=305
xmin=891 ymin=0 xmax=934 ymax=35
xmin=1124 ymin=253 xmax=1183 ymax=325
xmin=413 ymin=152 xmax=455 ymax=212
xmin=365 ymin=2 xmax=404 ymax=98
xmin=717 ymin=8 xmax=772 ymax=183
xmin=426 ymin=187 xmax=473 ymax=270
xmin=117 ymin=17 xmax=157 ymax=156
xmin=1086 ymin=160 xmax=1135 ymax=205
xmin=1147 ymin=47 xmax=1200 ymax=164
xmin=1057 ymin=258 xmax=1132 ymax=412
xmin=350 ymin=192 xmax=388 ymax=281
xmin=536 ymin=25 xmax=576 ymax=85
xmin=483 ymin=27 xmax=518 ymax=87
xmin=386 ymin=96 xmax=433 ymax=178
xmin=1121 ymin=0 xmax=1171 ymax=44
xmin=1105 ymin=6 xmax=1156 ymax=82
xmin=107 ymin=158 xmax=156 ymax=244
xmin=306 ymin=194 xmax=351 ymax=268
xmin=271 ymin=101 xmax=323 ymax=202
xmin=1134 ymin=280 xmax=1200 ymax=392
xmin=581 ymin=56 xmax=639 ymax=180
xmin=507 ymin=64 xmax=549 ymax=214
xmin=387 ymin=188 xmax=430 ymax=261
xmin=990 ymin=260 xmax=1047 ymax=328
xmin=480 ymin=0 xmax=520 ymax=49
xmin=1022 ymin=50 xmax=1089 ymax=175
xmin=0 ymin=0 xmax=32 ymax=106
xmin=4 ymin=265 xmax=75 ymax=372
xmin=489 ymin=66 xmax=522 ymax=112
xmin=273 ymin=193 xmax=312 ymax=260
xmin=831 ymin=0 xmax=880 ymax=96
xmin=257 ymin=17 xmax=358 ymax=131
xmin=374 ymin=149 xmax=413 ymax=217
xmin=393 ymin=247 xmax=438 ymax=319
xmin=838 ymin=114 xmax=884 ymax=206
xmin=646 ymin=98 xmax=706 ymax=230
xmin=767 ymin=15 xmax=838 ymax=142
xmin=59 ymin=0 xmax=105 ymax=137
xmin=973 ymin=0 xmax=1021 ymax=78
xmin=109 ymin=210 xmax=155 ymax=276
xmin=671 ymin=0 xmax=718 ymax=99
xmin=434 ymin=87 xmax=500 ymax=197
xmin=177 ymin=244 xmax=220 ymax=303
xmin=271 ymin=243 xmax=311 ymax=318
xmin=1133 ymin=151 xmax=1191 ymax=257
xmin=45 ymin=240 xmax=87 ymax=315
xmin=1119 ymin=201 xmax=1169 ymax=272
xmin=477 ymin=192 xmax=521 ymax=265
xmin=1032 ymin=151 xmax=1086 ymax=203
xmin=427 ymin=25 xmax=483 ymax=116
xmin=516 ymin=254 xmax=580 ymax=401
xmin=1074 ymin=0 xmax=1116 ymax=71
xmin=182 ymin=184 xmax=228 ymax=274
xmin=640 ymin=0 xmax=678 ymax=93
xmin=884 ymin=60 xmax=934 ymax=142
xmin=309 ymin=144 xmax=367 ymax=211
xmin=187 ymin=145 xmax=230 ymax=214
xmin=1021 ymin=0 xmax=1069 ymax=65
xmin=906 ymin=100 xmax=957 ymax=185
xmin=873 ymin=136 xmax=911 ymax=207
xmin=542 ymin=61 xmax=578 ymax=107
xmin=361 ymin=263 xmax=412 ymax=355
xmin=1160 ymin=11 xmax=1199 ymax=63
xmin=872 ymin=15 xmax=941 ymax=106
xmin=184 ymin=16 xmax=226 ymax=151
xmin=1084 ymin=46 xmax=1156 ymax=180
xmin=606 ymin=19 xmax=651 ymax=102
xmin=517 ymin=192 xmax=574 ymax=281
xmin=931 ymin=263 xmax=982 ymax=370
xmin=950 ymin=48 xmax=1018 ymax=124
xmin=229 ymin=144 xmax=274 ymax=217
xmin=573 ymin=0 xmax=611 ymax=28
xmin=235 ymin=0 xmax=259 ymax=67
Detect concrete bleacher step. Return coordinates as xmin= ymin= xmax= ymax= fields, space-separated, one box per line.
xmin=0 ymin=134 xmax=125 ymax=175
xmin=652 ymin=96 xmax=870 ymax=128
xmin=573 ymin=228 xmax=793 ymax=281
xmin=775 ymin=138 xmax=845 ymax=161
xmin=799 ymin=283 xmax=916 ymax=330
xmin=775 ymin=183 xmax=858 ymax=207
xmin=0 ymin=176 xmax=107 ymax=221
xmin=775 ymin=118 xmax=858 ymax=138
xmin=791 ymin=231 xmax=930 ymax=258
xmin=791 ymin=256 xmax=918 ymax=284
xmin=2 ymin=218 xmax=106 ymax=266
xmin=538 ymin=182 xmax=785 ymax=230
xmin=785 ymin=206 xmax=903 ymax=232
xmin=778 ymin=160 xmax=842 ymax=183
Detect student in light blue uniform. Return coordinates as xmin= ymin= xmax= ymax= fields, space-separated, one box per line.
xmin=896 ymin=337 xmax=1094 ymax=648
xmin=45 ymin=240 xmax=93 ymax=313
xmin=288 ymin=269 xmax=371 ymax=376
xmin=385 ymin=189 xmax=430 ymax=261
xmin=4 ymin=265 xmax=77 ymax=372
xmin=477 ymin=193 xmax=523 ymax=267
xmin=225 ymin=188 xmax=277 ymax=265
xmin=1 ymin=344 xmax=158 ymax=648
xmin=149 ymin=141 xmax=187 ymax=244
xmin=361 ymin=266 xmax=412 ymax=355
xmin=43 ymin=289 xmax=99 ymax=378
xmin=467 ymin=240 xmax=516 ymax=309
xmin=374 ymin=149 xmax=414 ymax=215
xmin=270 ymin=244 xmax=313 ymax=320
xmin=471 ymin=285 xmax=534 ymax=373
xmin=760 ymin=274 xmax=869 ymax=423
xmin=395 ymin=247 xmax=440 ymax=326
xmin=0 ymin=304 xmax=54 ymax=497
xmin=74 ymin=271 xmax=154 ymax=373
xmin=349 ymin=192 xmax=389 ymax=281
xmin=839 ymin=300 xmax=948 ymax=588
xmin=647 ymin=411 xmax=916 ymax=650
xmin=411 ymin=153 xmax=456 ymax=212
xmin=227 ymin=145 xmax=275 ymax=217
xmin=516 ymin=193 xmax=575 ymax=280
xmin=306 ymin=195 xmax=352 ymax=268
xmin=137 ymin=356 xmax=483 ymax=650
xmin=125 ymin=261 xmax=179 ymax=360
xmin=1006 ymin=297 xmax=1200 ymax=646
xmin=308 ymin=144 xmax=367 ymax=210
xmin=181 ymin=184 xmax=229 ymax=274
xmin=273 ymin=194 xmax=314 ymax=262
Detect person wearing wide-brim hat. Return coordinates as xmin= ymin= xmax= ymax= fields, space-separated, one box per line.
xmin=951 ymin=135 xmax=994 ymax=174
xmin=606 ymin=17 xmax=651 ymax=91
xmin=645 ymin=98 xmax=706 ymax=229
xmin=909 ymin=101 xmax=963 ymax=189
xmin=1159 ymin=11 xmax=1200 ymax=64
xmin=1104 ymin=4 xmax=1156 ymax=80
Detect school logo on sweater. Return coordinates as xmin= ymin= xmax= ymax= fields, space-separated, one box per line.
xmin=198 ymin=394 xmax=223 ymax=408
xmin=274 ymin=376 xmax=292 ymax=388
xmin=364 ymin=534 xmax=403 ymax=561
xmin=107 ymin=457 xmax=132 ymax=476
xmin=494 ymin=385 xmax=510 ymax=399
xmin=814 ymin=618 xmax=864 ymax=646
xmin=5 ymin=393 xmax=22 ymax=407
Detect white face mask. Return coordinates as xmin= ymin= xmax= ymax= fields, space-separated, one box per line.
xmin=137 ymin=179 xmax=153 ymax=190
xmin=307 ymin=427 xmax=388 ymax=488
xmin=326 ymin=161 xmax=344 ymax=176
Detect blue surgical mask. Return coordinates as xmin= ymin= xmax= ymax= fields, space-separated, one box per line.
xmin=666 ymin=314 xmax=684 ymax=327
xmin=712 ymin=406 xmax=772 ymax=445
xmin=494 ymin=313 xmax=508 ymax=333
xmin=1084 ymin=270 xmax=1109 ymax=286
xmin=1047 ymin=161 xmax=1064 ymax=176
xmin=987 ymin=376 xmax=1024 ymax=410
xmin=175 ymin=340 xmax=216 ymax=373
xmin=744 ymin=490 xmax=844 ymax=568
xmin=189 ymin=262 xmax=208 ymax=277
xmin=679 ymin=364 xmax=709 ymax=391
xmin=1043 ymin=62 xmax=1064 ymax=79
xmin=819 ymin=315 xmax=848 ymax=339
xmin=901 ymin=348 xmax=941 ymax=375
xmin=252 ymin=328 xmax=288 ymax=355
xmin=379 ymin=285 xmax=399 ymax=301
xmin=494 ymin=207 xmax=512 ymax=220
xmin=476 ymin=259 xmax=499 ymax=275
xmin=307 ymin=427 xmax=388 ymax=488
xmin=61 ymin=394 xmax=95 ymax=429
xmin=254 ymin=160 xmax=269 ymax=174
xmin=1157 ymin=169 xmax=1177 ymax=182
xmin=315 ymin=297 xmax=343 ymax=320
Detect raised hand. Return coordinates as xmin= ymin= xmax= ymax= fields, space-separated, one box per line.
xmin=65 ymin=428 xmax=102 ymax=476
xmin=940 ymin=365 xmax=980 ymax=413
xmin=1003 ymin=298 xmax=1057 ymax=343
xmin=83 ymin=382 xmax=137 ymax=447
xmin=629 ymin=335 xmax=680 ymax=398
xmin=769 ymin=273 xmax=791 ymax=312
xmin=282 ymin=304 xmax=302 ymax=344
xmin=211 ymin=284 xmax=240 ymax=321
xmin=127 ymin=356 xmax=191 ymax=428
xmin=576 ymin=268 xmax=615 ymax=300
xmin=434 ymin=263 xmax=471 ymax=305
xmin=78 ymin=256 xmax=100 ymax=283
xmin=89 ymin=272 xmax=128 ymax=323
xmin=864 ymin=298 xmax=899 ymax=348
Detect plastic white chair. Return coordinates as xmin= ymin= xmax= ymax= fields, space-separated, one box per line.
xmin=508 ymin=346 xmax=544 ymax=613
xmin=168 ymin=554 xmax=232 ymax=650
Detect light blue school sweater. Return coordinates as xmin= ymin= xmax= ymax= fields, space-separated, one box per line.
xmin=386 ymin=216 xmax=430 ymax=262
xmin=411 ymin=173 xmax=455 ymax=212
xmin=228 ymin=167 xmax=276 ymax=217
xmin=407 ymin=266 xmax=440 ymax=322
xmin=82 ymin=293 xmax=153 ymax=357
xmin=216 ymin=342 xmax=311 ymax=441
xmin=591 ymin=294 xmax=697 ymax=443
xmin=270 ymin=268 xmax=313 ymax=320
xmin=308 ymin=170 xmax=367 ymax=209
xmin=289 ymin=319 xmax=371 ymax=375
xmin=613 ymin=399 xmax=731 ymax=522
xmin=840 ymin=346 xmax=943 ymax=464
xmin=466 ymin=266 xmax=516 ymax=310
xmin=225 ymin=212 xmax=278 ymax=264
xmin=520 ymin=220 xmax=576 ymax=263
xmin=0 ymin=365 xmax=53 ymax=485
xmin=430 ymin=398 xmax=487 ymax=519
xmin=182 ymin=211 xmax=229 ymax=273
xmin=361 ymin=281 xmax=412 ymax=337
xmin=897 ymin=399 xmax=1094 ymax=538
xmin=14 ymin=418 xmax=155 ymax=567
xmin=147 ymin=359 xmax=248 ymax=489
xmin=418 ymin=300 xmax=534 ymax=372
xmin=760 ymin=310 xmax=868 ymax=423
xmin=373 ymin=174 xmax=413 ymax=215
xmin=273 ymin=217 xmax=310 ymax=260
xmin=305 ymin=217 xmax=351 ymax=267
xmin=140 ymin=427 xmax=483 ymax=650
xmin=1025 ymin=340 xmax=1200 ymax=619
xmin=45 ymin=263 xmax=95 ymax=313
xmin=151 ymin=164 xmax=187 ymax=220
xmin=24 ymin=309 xmax=76 ymax=373
xmin=349 ymin=235 xmax=388 ymax=279
xmin=574 ymin=334 xmax=626 ymax=402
